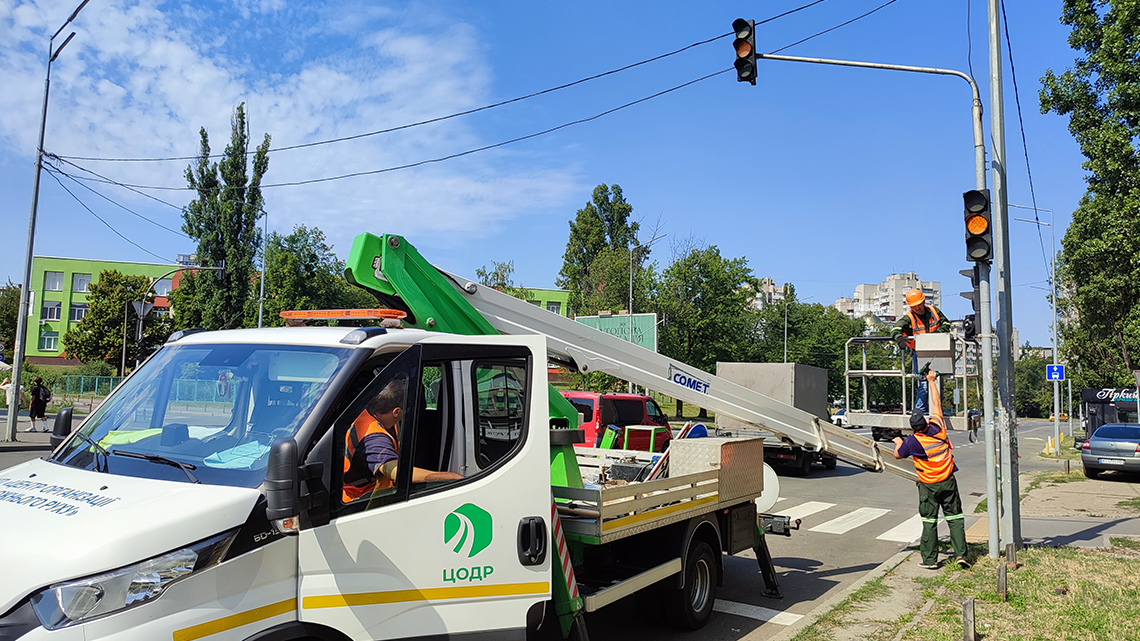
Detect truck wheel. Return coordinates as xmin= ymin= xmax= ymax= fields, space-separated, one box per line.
xmin=664 ymin=540 xmax=717 ymax=630
xmin=823 ymin=454 xmax=837 ymax=471
xmin=790 ymin=453 xmax=812 ymax=477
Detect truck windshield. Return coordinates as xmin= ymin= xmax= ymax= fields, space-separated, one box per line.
xmin=51 ymin=343 xmax=354 ymax=487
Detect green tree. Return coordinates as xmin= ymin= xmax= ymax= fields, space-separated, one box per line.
xmin=1014 ymin=344 xmax=1053 ymax=418
xmin=475 ymin=260 xmax=533 ymax=301
xmin=751 ymin=292 xmax=869 ymax=401
xmin=0 ymin=282 xmax=19 ymax=364
xmin=557 ymin=184 xmax=642 ymax=314
xmin=1041 ymin=1 xmax=1140 ymax=387
xmin=653 ymin=245 xmax=760 ymax=416
xmin=255 ymin=225 xmax=374 ymax=327
xmin=171 ymin=103 xmax=270 ymax=331
xmin=61 ymin=270 xmax=173 ymax=373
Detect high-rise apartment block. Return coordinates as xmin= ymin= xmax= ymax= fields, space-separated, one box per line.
xmin=834 ymin=272 xmax=941 ymax=321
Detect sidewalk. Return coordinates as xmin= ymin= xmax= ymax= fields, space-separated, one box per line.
xmin=0 ymin=413 xmax=56 ymax=452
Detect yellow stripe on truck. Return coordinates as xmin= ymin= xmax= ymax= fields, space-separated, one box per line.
xmin=601 ymin=494 xmax=719 ymax=532
xmin=303 ymin=581 xmax=550 ymax=609
xmin=172 ymin=598 xmax=296 ymax=641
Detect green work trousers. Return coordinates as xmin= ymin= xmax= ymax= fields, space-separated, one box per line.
xmin=917 ymin=475 xmax=967 ymax=565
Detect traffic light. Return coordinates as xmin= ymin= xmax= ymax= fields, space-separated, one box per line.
xmin=962 ymin=314 xmax=977 ymax=342
xmin=963 ymin=189 xmax=992 ymax=262
xmin=959 ymin=266 xmax=980 ymax=342
xmin=732 ymin=18 xmax=756 ymax=85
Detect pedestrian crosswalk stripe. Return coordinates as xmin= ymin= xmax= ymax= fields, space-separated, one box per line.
xmin=808 ymin=507 xmax=891 ymax=534
xmin=778 ymin=501 xmax=835 ymax=522
xmin=876 ymin=514 xmax=923 ymax=543
xmin=713 ymin=599 xmax=804 ymax=625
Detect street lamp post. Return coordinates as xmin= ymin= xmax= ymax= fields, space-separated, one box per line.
xmin=784 ymin=293 xmax=814 ymax=363
xmin=1012 ymin=204 xmax=1059 ymax=450
xmin=122 ymin=264 xmax=225 ymax=373
xmin=5 ymin=0 xmax=91 ymax=443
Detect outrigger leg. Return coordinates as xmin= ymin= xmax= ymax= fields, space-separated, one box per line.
xmin=753 ymin=524 xmax=783 ymax=599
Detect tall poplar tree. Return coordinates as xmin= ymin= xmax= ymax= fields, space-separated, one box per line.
xmin=171 ymin=103 xmax=270 ymax=330
xmin=557 ymin=184 xmax=642 ymax=315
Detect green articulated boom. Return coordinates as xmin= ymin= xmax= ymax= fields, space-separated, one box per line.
xmin=345 ymin=232 xmax=586 ymax=636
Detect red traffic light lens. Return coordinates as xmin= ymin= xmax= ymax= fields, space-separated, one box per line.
xmin=964 ymin=190 xmax=989 ymax=214
xmin=965 ymin=213 xmax=989 ymax=235
xmin=736 ymin=41 xmax=753 ymax=58
xmin=733 ymin=18 xmax=752 ymax=39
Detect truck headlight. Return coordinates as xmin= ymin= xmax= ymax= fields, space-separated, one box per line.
xmin=31 ymin=530 xmax=235 ymax=630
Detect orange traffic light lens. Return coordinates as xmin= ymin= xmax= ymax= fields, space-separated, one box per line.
xmin=965 ymin=214 xmax=989 ymax=235
xmin=736 ymin=41 xmax=752 ymax=58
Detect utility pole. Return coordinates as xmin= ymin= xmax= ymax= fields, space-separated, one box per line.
xmin=988 ymin=0 xmax=1020 ymax=548
xmin=5 ymin=0 xmax=90 ymax=443
xmin=1012 ymin=204 xmax=1058 ymax=448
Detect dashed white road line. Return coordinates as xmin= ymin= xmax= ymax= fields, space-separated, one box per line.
xmin=778 ymin=501 xmax=836 ymax=522
xmin=809 ymin=507 xmax=892 ymax=534
xmin=713 ymin=600 xmax=804 ymax=625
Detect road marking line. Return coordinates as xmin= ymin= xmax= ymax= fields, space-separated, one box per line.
xmin=713 ymin=600 xmax=804 ymax=625
xmin=876 ymin=514 xmax=930 ymax=543
xmin=809 ymin=507 xmax=891 ymax=534
xmin=778 ymin=501 xmax=836 ymax=522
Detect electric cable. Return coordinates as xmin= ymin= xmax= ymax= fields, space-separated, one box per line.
xmin=46 ymin=162 xmax=190 ymax=237
xmin=43 ymin=166 xmax=173 ymax=263
xmin=768 ymin=0 xmax=903 ymax=54
xmin=54 ymin=0 xmax=833 ymax=163
xmin=999 ymin=0 xmax=1050 ymax=280
xmin=56 ymin=68 xmax=733 ymax=191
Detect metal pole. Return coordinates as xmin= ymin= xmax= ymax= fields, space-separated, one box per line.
xmin=628 ymin=243 xmax=633 ymax=394
xmin=5 ymin=53 xmax=52 ymax=443
xmin=5 ymin=0 xmax=89 ymax=442
xmin=120 ymin=299 xmax=128 ymax=376
xmin=783 ymin=294 xmax=788 ymax=363
xmin=1068 ymin=377 xmax=1073 ymax=435
xmin=1052 ymin=208 xmax=1060 ymax=447
xmin=257 ymin=209 xmax=267 ymax=328
xmin=989 ymin=0 xmax=1020 ymax=549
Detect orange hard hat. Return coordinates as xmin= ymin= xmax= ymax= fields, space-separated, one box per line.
xmin=905 ymin=288 xmax=926 ymax=307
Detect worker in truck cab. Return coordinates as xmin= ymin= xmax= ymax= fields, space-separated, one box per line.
xmin=890 ymin=288 xmax=950 ymax=414
xmin=343 ymin=377 xmax=461 ymax=503
xmin=891 ymin=369 xmax=969 ymax=570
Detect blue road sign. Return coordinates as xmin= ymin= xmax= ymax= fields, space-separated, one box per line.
xmin=1046 ymin=364 xmax=1065 ymax=381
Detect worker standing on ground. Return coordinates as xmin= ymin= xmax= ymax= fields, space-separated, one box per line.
xmin=891 ymin=369 xmax=969 ymax=569
xmin=890 ymin=289 xmax=950 ymax=414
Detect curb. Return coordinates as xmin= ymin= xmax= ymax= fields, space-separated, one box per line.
xmin=767 ymin=547 xmax=915 ymax=641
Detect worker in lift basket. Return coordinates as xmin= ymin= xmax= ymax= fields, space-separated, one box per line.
xmin=890 ymin=288 xmax=950 ymax=414
xmin=891 ymin=369 xmax=970 ymax=570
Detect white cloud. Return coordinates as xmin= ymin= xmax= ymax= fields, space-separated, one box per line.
xmin=0 ymin=0 xmax=580 ymax=258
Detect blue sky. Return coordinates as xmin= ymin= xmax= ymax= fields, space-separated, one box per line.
xmin=0 ymin=0 xmax=1087 ymax=347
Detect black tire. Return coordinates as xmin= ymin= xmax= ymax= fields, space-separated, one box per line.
xmin=664 ymin=540 xmax=718 ymax=630
xmin=1083 ymin=465 xmax=1099 ymax=479
xmin=793 ymin=453 xmax=812 ymax=477
xmin=823 ymin=454 xmax=837 ymax=471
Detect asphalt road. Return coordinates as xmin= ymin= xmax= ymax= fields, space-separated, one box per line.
xmin=0 ymin=416 xmax=1071 ymax=641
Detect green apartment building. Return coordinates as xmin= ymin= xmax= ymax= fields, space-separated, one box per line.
xmin=525 ymin=288 xmax=572 ymax=317
xmin=27 ymin=256 xmax=185 ymax=363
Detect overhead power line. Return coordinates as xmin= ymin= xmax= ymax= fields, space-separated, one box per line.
xmin=769 ymin=0 xmax=903 ymax=54
xmin=53 ymin=0 xmax=836 ymax=164
xmin=60 ymin=68 xmax=733 ymax=191
xmin=44 ymin=167 xmax=173 ymax=263
xmin=47 ymin=163 xmax=190 ymax=237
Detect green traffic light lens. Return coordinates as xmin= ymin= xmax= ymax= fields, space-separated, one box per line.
xmin=966 ymin=238 xmax=991 ymax=260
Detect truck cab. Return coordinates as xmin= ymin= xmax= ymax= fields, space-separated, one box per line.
xmin=0 ymin=326 xmax=555 ymax=641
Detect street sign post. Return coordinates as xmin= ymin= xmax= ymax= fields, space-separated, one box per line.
xmin=1134 ymin=371 xmax=1140 ymax=425
xmin=1046 ymin=364 xmax=1065 ymax=382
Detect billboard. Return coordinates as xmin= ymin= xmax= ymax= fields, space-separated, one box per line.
xmin=575 ymin=313 xmax=657 ymax=352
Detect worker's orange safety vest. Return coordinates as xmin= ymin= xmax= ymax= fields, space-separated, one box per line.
xmin=903 ymin=306 xmax=942 ymax=349
xmin=343 ymin=412 xmax=399 ymax=503
xmin=912 ymin=421 xmax=954 ymax=484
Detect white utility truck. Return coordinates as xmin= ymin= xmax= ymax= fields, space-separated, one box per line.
xmin=0 ymin=233 xmax=916 ymax=641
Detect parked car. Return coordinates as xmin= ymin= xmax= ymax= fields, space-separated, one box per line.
xmin=832 ymin=408 xmax=850 ymax=428
xmin=560 ymin=391 xmax=673 ymax=452
xmin=1080 ymin=423 xmax=1140 ymax=478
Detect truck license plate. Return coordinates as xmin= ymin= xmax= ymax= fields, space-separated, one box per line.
xmin=1099 ymin=458 xmax=1126 ymax=465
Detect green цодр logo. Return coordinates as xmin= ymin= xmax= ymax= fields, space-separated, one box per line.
xmin=444 ymin=503 xmax=493 ymax=558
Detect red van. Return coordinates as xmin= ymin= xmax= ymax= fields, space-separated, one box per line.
xmin=560 ymin=391 xmax=673 ymax=452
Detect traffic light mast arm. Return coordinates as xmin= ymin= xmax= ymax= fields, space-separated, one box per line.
xmin=754 ymin=53 xmax=986 ymax=191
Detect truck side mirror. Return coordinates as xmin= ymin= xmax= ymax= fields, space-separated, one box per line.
xmin=50 ymin=407 xmax=74 ymax=449
xmin=266 ymin=437 xmax=301 ymax=535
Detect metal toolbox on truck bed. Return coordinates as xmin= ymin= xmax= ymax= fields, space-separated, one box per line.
xmin=553 ymin=437 xmax=764 ymax=544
